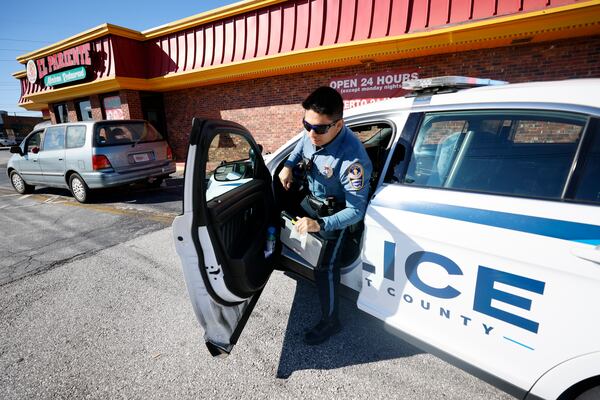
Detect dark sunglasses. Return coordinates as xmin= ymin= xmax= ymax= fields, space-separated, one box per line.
xmin=302 ymin=118 xmax=339 ymax=135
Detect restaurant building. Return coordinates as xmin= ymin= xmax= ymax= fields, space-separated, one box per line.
xmin=13 ymin=0 xmax=600 ymax=159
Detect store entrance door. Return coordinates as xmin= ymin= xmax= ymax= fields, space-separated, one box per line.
xmin=140 ymin=92 xmax=168 ymax=138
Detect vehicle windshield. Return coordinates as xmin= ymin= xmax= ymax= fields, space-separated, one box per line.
xmin=94 ymin=122 xmax=164 ymax=146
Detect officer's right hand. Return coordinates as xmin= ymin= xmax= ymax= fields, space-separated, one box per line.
xmin=278 ymin=166 xmax=293 ymax=191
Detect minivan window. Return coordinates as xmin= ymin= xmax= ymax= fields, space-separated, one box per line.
xmin=403 ymin=110 xmax=587 ymax=200
xmin=94 ymin=122 xmax=163 ymax=146
xmin=66 ymin=125 xmax=86 ymax=149
xmin=43 ymin=126 xmax=66 ymax=151
xmin=26 ymin=131 xmax=43 ymax=152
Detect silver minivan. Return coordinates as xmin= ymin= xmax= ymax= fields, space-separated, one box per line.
xmin=7 ymin=120 xmax=176 ymax=202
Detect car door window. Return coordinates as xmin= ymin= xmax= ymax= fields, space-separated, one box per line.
xmin=402 ymin=110 xmax=587 ymax=199
xmin=26 ymin=131 xmax=44 ymax=153
xmin=350 ymin=123 xmax=394 ymax=192
xmin=205 ymin=132 xmax=256 ymax=202
xmin=65 ymin=126 xmax=86 ymax=149
xmin=42 ymin=126 xmax=66 ymax=151
xmin=572 ymin=121 xmax=600 ymax=204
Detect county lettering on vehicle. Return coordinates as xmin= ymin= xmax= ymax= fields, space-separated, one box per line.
xmin=361 ymin=243 xmax=545 ymax=349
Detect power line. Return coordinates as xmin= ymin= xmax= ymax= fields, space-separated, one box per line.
xmin=0 ymin=38 xmax=52 ymax=44
xmin=0 ymin=48 xmax=32 ymax=52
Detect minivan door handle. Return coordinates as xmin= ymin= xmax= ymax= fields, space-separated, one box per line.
xmin=571 ymin=246 xmax=600 ymax=265
xmin=58 ymin=158 xmax=63 ymax=161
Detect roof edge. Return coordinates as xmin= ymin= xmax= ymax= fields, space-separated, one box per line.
xmin=16 ymin=23 xmax=144 ymax=64
xmin=142 ymin=0 xmax=287 ymax=39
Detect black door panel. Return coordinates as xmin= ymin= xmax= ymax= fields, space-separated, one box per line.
xmin=203 ymin=162 xmax=274 ymax=298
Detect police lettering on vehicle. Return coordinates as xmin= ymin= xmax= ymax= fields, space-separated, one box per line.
xmin=363 ymin=242 xmax=545 ymax=349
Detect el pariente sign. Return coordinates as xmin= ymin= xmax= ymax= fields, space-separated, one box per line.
xmin=27 ymin=43 xmax=92 ymax=84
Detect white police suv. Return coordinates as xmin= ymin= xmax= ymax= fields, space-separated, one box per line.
xmin=172 ymin=77 xmax=600 ymax=400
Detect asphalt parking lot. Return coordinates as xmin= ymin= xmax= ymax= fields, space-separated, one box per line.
xmin=0 ymin=148 xmax=515 ymax=399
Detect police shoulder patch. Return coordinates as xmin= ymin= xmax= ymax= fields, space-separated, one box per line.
xmin=347 ymin=162 xmax=364 ymax=191
xmin=347 ymin=163 xmax=363 ymax=179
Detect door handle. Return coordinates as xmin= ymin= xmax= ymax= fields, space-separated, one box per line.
xmin=58 ymin=158 xmax=63 ymax=161
xmin=572 ymin=246 xmax=600 ymax=265
xmin=33 ymin=159 xmax=38 ymax=162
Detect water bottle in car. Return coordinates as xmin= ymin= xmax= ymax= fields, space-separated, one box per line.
xmin=264 ymin=226 xmax=276 ymax=258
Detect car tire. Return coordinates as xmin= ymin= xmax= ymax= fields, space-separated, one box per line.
xmin=69 ymin=173 xmax=91 ymax=203
xmin=147 ymin=177 xmax=164 ymax=188
xmin=574 ymin=384 xmax=600 ymax=400
xmin=10 ymin=171 xmax=35 ymax=194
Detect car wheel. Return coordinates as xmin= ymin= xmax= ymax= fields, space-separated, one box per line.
xmin=10 ymin=171 xmax=34 ymax=194
xmin=147 ymin=177 xmax=164 ymax=188
xmin=69 ymin=173 xmax=91 ymax=203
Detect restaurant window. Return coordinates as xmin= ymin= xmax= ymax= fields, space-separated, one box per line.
xmin=53 ymin=103 xmax=69 ymax=123
xmin=102 ymin=94 xmax=123 ymax=120
xmin=76 ymin=99 xmax=93 ymax=121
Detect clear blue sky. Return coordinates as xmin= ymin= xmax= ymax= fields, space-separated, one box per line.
xmin=0 ymin=0 xmax=237 ymax=116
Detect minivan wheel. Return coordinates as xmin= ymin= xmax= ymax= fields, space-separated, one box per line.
xmin=69 ymin=173 xmax=90 ymax=203
xmin=10 ymin=171 xmax=34 ymax=194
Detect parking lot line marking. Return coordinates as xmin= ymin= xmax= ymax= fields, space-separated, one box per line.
xmin=4 ymin=191 xmax=176 ymax=224
xmin=58 ymin=202 xmax=176 ymax=225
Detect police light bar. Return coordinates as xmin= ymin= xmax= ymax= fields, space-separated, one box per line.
xmin=402 ymin=76 xmax=508 ymax=91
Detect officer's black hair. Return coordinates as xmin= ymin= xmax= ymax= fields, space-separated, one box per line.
xmin=302 ymin=86 xmax=344 ymax=121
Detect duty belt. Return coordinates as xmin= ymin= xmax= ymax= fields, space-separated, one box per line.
xmin=307 ymin=194 xmax=343 ymax=217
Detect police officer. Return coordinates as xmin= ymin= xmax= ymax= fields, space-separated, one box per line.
xmin=279 ymin=86 xmax=373 ymax=345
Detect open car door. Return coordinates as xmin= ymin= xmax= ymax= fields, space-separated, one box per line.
xmin=172 ymin=118 xmax=277 ymax=357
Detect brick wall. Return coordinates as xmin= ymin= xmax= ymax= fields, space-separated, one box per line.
xmin=90 ymin=95 xmax=103 ymax=120
xmin=66 ymin=101 xmax=77 ymax=122
xmin=120 ymin=90 xmax=144 ymax=120
xmin=164 ymin=35 xmax=600 ymax=160
xmin=49 ymin=107 xmax=57 ymax=124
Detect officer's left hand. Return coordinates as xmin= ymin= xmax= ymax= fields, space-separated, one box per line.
xmin=295 ymin=217 xmax=320 ymax=234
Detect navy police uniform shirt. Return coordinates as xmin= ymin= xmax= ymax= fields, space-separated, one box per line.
xmin=284 ymin=125 xmax=373 ymax=232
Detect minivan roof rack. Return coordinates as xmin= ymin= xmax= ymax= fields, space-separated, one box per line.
xmin=402 ymin=76 xmax=508 ymax=97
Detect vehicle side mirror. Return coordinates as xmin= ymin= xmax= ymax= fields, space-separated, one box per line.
xmin=213 ymin=163 xmax=244 ymax=182
xmin=31 ymin=146 xmax=39 ymax=154
xmin=9 ymin=146 xmax=23 ymax=156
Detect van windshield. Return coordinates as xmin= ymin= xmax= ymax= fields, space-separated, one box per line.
xmin=94 ymin=122 xmax=164 ymax=146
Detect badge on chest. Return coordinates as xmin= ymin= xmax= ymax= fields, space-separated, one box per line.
xmin=322 ymin=165 xmax=334 ymax=178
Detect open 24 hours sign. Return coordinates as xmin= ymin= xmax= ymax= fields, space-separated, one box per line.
xmin=329 ymin=70 xmax=419 ymax=109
